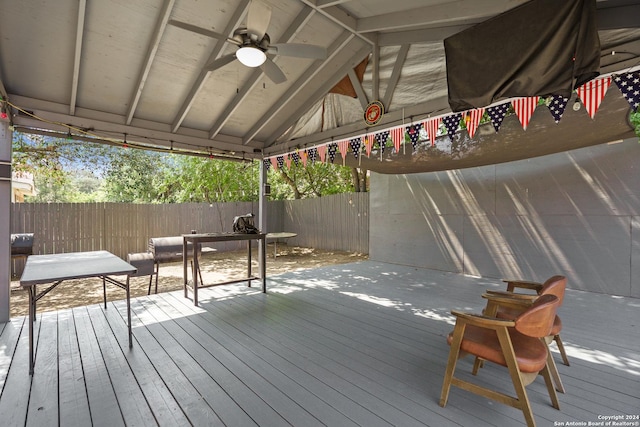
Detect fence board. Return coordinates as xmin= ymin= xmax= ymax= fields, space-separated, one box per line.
xmin=10 ymin=195 xmax=369 ymax=276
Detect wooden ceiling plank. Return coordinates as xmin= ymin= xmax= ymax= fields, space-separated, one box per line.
xmin=70 ymin=0 xmax=87 ymax=116
xmin=170 ymin=0 xmax=251 ymax=133
xmin=125 ymin=0 xmax=176 ymax=125
xmin=381 ymin=44 xmax=409 ymax=109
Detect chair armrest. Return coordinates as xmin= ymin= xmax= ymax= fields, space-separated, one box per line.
xmin=481 ymin=293 xmax=535 ymax=317
xmin=502 ymin=279 xmax=543 ymax=293
xmin=484 ymin=290 xmax=538 ymax=300
xmin=451 ymin=310 xmax=516 ymax=328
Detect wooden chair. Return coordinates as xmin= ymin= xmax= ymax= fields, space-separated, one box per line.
xmin=498 ymin=276 xmax=570 ymax=367
xmin=440 ymin=294 xmax=561 ymax=427
xmin=481 ymin=279 xmax=567 ymax=394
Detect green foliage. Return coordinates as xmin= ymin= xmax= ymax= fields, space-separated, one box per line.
xmin=630 ymin=108 xmax=640 ymax=140
xmin=101 ymin=148 xmax=165 ymax=202
xmin=157 ymin=156 xmax=260 ymax=203
xmin=268 ymin=160 xmax=355 ymax=199
xmin=13 ymin=131 xmax=360 ymax=203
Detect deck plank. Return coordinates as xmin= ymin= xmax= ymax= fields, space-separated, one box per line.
xmin=57 ymin=309 xmax=92 ymax=427
xmin=0 ymin=316 xmax=25 ymax=392
xmin=26 ymin=310 xmax=59 ymax=427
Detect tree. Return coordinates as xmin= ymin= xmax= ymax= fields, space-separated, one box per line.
xmin=268 ymin=161 xmax=355 ymax=199
xmin=100 ymin=148 xmax=165 ymax=202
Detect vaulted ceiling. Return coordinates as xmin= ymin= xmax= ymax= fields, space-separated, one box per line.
xmin=1 ymin=0 xmax=639 ymax=172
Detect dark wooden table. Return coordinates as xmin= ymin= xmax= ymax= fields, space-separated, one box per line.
xmin=20 ymin=250 xmax=136 ymax=375
xmin=182 ymin=232 xmax=267 ymax=305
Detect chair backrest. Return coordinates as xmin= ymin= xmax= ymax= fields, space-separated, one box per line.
xmin=514 ymin=294 xmax=559 ymax=338
xmin=539 ymin=275 xmax=567 ymax=305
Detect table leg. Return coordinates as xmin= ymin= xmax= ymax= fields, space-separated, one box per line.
xmin=247 ymin=240 xmax=252 ymax=287
xmin=103 ymin=277 xmax=107 ymax=309
xmin=183 ymin=238 xmax=188 ymax=298
xmin=28 ymin=286 xmax=35 ymax=375
xmin=126 ymin=276 xmax=132 ymax=348
xmin=193 ymin=243 xmax=199 ymax=306
xmin=261 ymin=236 xmax=267 ymax=293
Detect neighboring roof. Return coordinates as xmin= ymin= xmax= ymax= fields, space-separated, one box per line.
xmin=1 ymin=0 xmax=639 ymax=173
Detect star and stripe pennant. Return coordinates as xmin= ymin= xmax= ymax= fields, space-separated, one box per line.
xmin=442 ymin=113 xmax=463 ymax=139
xmin=466 ymin=108 xmax=484 ymax=138
xmin=424 ymin=118 xmax=441 ymax=146
xmin=576 ymin=76 xmax=611 ymax=119
xmin=406 ymin=124 xmax=422 ymax=151
xmin=613 ymin=71 xmax=640 ymax=110
xmin=350 ymin=137 xmax=362 ymax=159
xmin=365 ymin=134 xmax=374 ymax=157
xmin=374 ymin=131 xmax=389 ymax=155
xmin=263 ymin=158 xmax=271 ymax=170
xmin=327 ymin=142 xmax=338 ymax=163
xmin=512 ymin=97 xmax=539 ymax=130
xmin=487 ymin=102 xmax=510 ymax=132
xmin=317 ymin=145 xmax=327 ymax=163
xmin=391 ymin=126 xmax=405 ymax=153
xmin=547 ymin=95 xmax=569 ymax=123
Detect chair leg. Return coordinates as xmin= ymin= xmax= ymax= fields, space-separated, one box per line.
xmin=546 ymin=346 xmax=565 ymax=393
xmin=147 ymin=274 xmax=153 ymax=295
xmin=472 ymin=357 xmax=484 ymax=375
xmin=154 ymin=263 xmax=159 ymax=294
xmin=540 ymin=364 xmax=561 ymax=410
xmin=497 ymin=328 xmax=536 ymax=427
xmin=554 ymin=335 xmax=570 ymax=366
xmin=440 ymin=323 xmax=466 ymax=407
xmin=102 ymin=277 xmax=107 ymax=309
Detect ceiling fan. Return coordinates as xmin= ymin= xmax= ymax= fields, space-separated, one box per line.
xmin=169 ymin=0 xmax=327 ymax=84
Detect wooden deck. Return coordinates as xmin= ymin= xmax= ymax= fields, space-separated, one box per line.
xmin=1 ymin=261 xmax=638 ymax=426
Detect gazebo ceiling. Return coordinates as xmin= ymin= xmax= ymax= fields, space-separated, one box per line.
xmin=1 ymin=0 xmax=639 ymax=172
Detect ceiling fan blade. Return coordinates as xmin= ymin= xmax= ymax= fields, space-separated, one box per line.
xmin=261 ymin=58 xmax=286 ymax=84
xmin=268 ymin=43 xmax=327 ymax=59
xmin=168 ymin=20 xmax=241 ymax=46
xmin=247 ymin=0 xmax=272 ymax=41
xmin=205 ymin=54 xmax=237 ymax=71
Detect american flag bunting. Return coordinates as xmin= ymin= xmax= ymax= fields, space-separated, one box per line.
xmin=374 ymin=131 xmax=389 ymax=155
xmin=276 ymin=156 xmax=284 ymax=169
xmin=391 ymin=126 xmax=405 ymax=153
xmin=317 ymin=145 xmax=327 ymax=163
xmin=365 ymin=134 xmax=374 ymax=157
xmin=327 ymin=142 xmax=338 ymax=163
xmin=270 ymin=157 xmax=279 ymax=170
xmin=547 ymin=95 xmax=569 ymax=123
xmin=487 ymin=102 xmax=510 ymax=132
xmin=466 ymin=108 xmax=484 ymax=138
xmin=512 ymin=97 xmax=539 ymax=130
xmin=442 ymin=113 xmax=463 ymax=139
xmin=613 ymin=71 xmax=640 ymax=110
xmin=406 ymin=124 xmax=422 ymax=151
xmin=576 ymin=77 xmax=611 ymax=119
xmin=350 ymin=137 xmax=362 ymax=159
xmin=424 ymin=118 xmax=441 ymax=146
xmin=263 ymin=158 xmax=271 ymax=170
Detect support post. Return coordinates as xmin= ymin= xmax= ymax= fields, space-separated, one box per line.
xmin=0 ymin=119 xmax=13 ymax=322
xmin=258 ymin=161 xmax=268 ymax=271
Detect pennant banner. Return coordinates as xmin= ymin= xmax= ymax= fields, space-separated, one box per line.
xmin=276 ymin=156 xmax=284 ymax=169
xmin=466 ymin=108 xmax=485 ymax=138
xmin=291 ymin=152 xmax=300 ymax=166
xmin=327 ymin=142 xmax=338 ymax=163
xmin=308 ymin=147 xmax=317 ymax=163
xmin=442 ymin=113 xmax=463 ymax=139
xmin=270 ymin=157 xmax=279 ymax=170
xmin=317 ymin=145 xmax=327 ymax=163
xmin=365 ymin=134 xmax=374 ymax=157
xmin=391 ymin=126 xmax=404 ymax=153
xmin=338 ymin=140 xmax=349 ymax=162
xmin=576 ymin=77 xmax=611 ymax=119
xmin=613 ymin=71 xmax=640 ymax=110
xmin=374 ymin=131 xmax=389 ymax=154
xmin=406 ymin=124 xmax=422 ymax=151
xmin=512 ymin=97 xmax=539 ymax=130
xmin=548 ymin=95 xmax=569 ymax=124
xmin=424 ymin=118 xmax=441 ymax=146
xmin=300 ymin=150 xmax=308 ymax=167
xmin=263 ymin=158 xmax=271 ymax=171
xmin=487 ymin=102 xmax=510 ymax=132
xmin=350 ymin=137 xmax=362 ymax=159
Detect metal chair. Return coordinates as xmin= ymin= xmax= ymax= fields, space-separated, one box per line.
xmin=440 ymin=294 xmax=561 ymax=427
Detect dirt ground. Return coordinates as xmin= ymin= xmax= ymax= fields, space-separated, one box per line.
xmin=9 ymin=246 xmax=368 ymax=318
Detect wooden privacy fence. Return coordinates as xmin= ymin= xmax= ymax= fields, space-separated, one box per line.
xmin=10 ymin=194 xmax=369 ymax=276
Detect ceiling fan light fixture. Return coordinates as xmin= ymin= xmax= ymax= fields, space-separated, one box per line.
xmin=236 ymin=46 xmax=266 ymax=67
